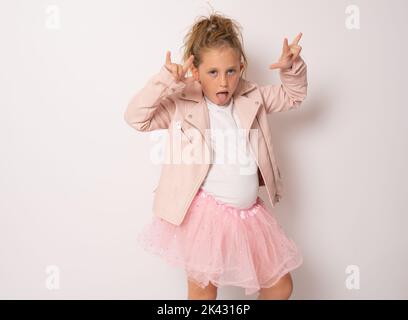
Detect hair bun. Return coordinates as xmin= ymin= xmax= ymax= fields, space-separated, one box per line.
xmin=181 ymin=13 xmax=248 ymax=78
xmin=207 ymin=23 xmax=217 ymax=32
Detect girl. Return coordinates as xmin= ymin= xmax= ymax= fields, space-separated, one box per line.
xmin=124 ymin=13 xmax=308 ymax=300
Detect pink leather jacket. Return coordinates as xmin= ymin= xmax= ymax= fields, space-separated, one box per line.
xmin=124 ymin=56 xmax=308 ymax=225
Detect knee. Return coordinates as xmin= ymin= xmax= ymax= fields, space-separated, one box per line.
xmin=282 ymin=278 xmax=293 ymax=299
xmin=258 ymin=273 xmax=294 ymax=300
xmin=188 ymin=290 xmax=217 ymax=300
xmin=187 ymin=279 xmax=217 ymax=300
xmin=271 ymin=279 xmax=293 ymax=299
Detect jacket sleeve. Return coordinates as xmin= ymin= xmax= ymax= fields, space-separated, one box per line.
xmin=259 ymin=56 xmax=308 ymax=113
xmin=124 ymin=65 xmax=187 ymax=131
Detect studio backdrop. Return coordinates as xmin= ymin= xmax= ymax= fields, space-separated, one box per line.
xmin=0 ymin=0 xmax=407 ymax=299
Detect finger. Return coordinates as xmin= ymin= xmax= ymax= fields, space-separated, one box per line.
xmin=289 ymin=45 xmax=301 ymax=56
xmin=283 ymin=38 xmax=290 ymax=53
xmin=172 ymin=70 xmax=179 ymax=82
xmin=269 ymin=62 xmax=281 ymax=70
xmin=295 ymin=46 xmax=302 ymax=56
xmin=166 ymin=51 xmax=172 ymax=66
xmin=291 ymin=32 xmax=303 ymax=45
xmin=177 ymin=65 xmax=183 ymax=80
xmin=291 ymin=51 xmax=300 ymax=62
xmin=171 ymin=66 xmax=178 ymax=81
xmin=182 ymin=54 xmax=194 ymax=73
xmin=291 ymin=46 xmax=302 ymax=62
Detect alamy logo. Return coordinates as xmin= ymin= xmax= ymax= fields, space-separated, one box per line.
xmin=345 ymin=5 xmax=361 ymax=30
xmin=149 ymin=127 xmax=259 ymax=175
xmin=345 ymin=265 xmax=360 ymax=290
xmin=45 ymin=265 xmax=60 ymax=290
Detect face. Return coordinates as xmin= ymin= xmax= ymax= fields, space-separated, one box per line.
xmin=191 ymin=47 xmax=244 ymax=107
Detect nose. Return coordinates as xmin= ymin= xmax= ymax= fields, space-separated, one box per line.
xmin=220 ymin=75 xmax=228 ymax=87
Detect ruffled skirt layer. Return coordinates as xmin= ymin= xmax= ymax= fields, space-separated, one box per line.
xmin=137 ymin=188 xmax=303 ymax=296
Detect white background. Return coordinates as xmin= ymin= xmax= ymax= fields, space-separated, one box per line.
xmin=0 ymin=0 xmax=407 ymax=299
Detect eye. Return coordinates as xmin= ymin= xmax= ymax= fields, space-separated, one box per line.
xmin=208 ymin=69 xmax=236 ymax=76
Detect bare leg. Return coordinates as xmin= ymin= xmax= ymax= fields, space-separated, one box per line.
xmin=257 ymin=273 xmax=294 ymax=300
xmin=187 ymin=277 xmax=218 ymax=300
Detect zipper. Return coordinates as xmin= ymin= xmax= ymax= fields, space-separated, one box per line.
xmin=252 ymin=115 xmax=279 ymax=203
xmin=176 ymin=162 xmax=210 ymax=225
xmin=179 ymin=126 xmax=192 ymax=144
xmin=248 ymin=134 xmax=279 ymax=204
xmin=183 ymin=110 xmax=212 ymax=152
xmin=233 ymin=109 xmax=278 ymax=205
xmin=176 ymin=131 xmax=212 ymax=224
xmin=176 ymin=101 xmax=212 ymax=225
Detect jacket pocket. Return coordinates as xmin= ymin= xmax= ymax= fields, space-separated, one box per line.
xmin=174 ymin=119 xmax=193 ymax=144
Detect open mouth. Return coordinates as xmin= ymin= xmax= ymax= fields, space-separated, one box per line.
xmin=215 ymin=90 xmax=230 ymax=105
xmin=216 ymin=90 xmax=229 ymax=98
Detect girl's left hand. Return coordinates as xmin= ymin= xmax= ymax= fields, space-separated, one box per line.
xmin=269 ymin=32 xmax=303 ymax=71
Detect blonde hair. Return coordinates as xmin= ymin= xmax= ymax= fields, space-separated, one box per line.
xmin=181 ymin=11 xmax=248 ymax=79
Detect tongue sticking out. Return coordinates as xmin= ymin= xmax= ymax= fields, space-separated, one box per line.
xmin=216 ymin=92 xmax=229 ymax=105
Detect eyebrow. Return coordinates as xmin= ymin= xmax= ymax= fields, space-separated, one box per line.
xmin=207 ymin=66 xmax=237 ymax=71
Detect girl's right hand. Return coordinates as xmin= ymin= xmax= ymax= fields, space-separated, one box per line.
xmin=165 ymin=51 xmax=195 ymax=84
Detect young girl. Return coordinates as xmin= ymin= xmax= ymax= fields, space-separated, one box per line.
xmin=124 ymin=13 xmax=308 ymax=300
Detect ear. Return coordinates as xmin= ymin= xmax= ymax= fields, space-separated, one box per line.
xmin=191 ymin=65 xmax=200 ymax=82
xmin=240 ymin=62 xmax=245 ymax=74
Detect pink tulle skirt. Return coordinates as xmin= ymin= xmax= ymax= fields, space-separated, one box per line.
xmin=137 ymin=187 xmax=303 ymax=296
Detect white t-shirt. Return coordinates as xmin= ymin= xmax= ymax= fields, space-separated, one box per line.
xmin=200 ymin=95 xmax=259 ymax=209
